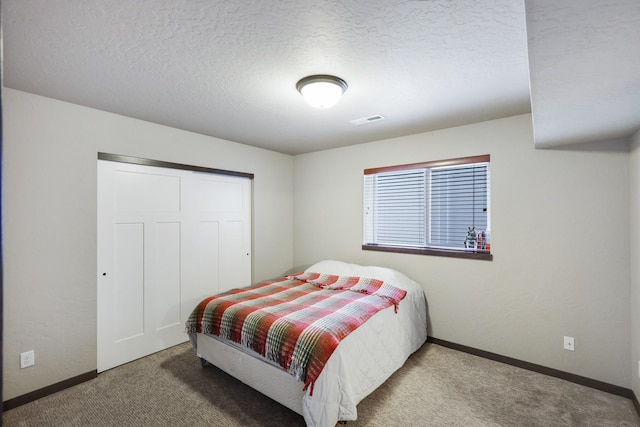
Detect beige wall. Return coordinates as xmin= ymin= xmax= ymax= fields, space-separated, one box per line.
xmin=631 ymin=129 xmax=640 ymax=397
xmin=2 ymin=89 xmax=294 ymax=400
xmin=3 ymin=91 xmax=635 ymax=402
xmin=293 ymin=114 xmax=631 ymax=387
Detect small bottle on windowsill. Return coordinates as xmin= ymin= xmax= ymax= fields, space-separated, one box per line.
xmin=485 ymin=228 xmax=491 ymax=251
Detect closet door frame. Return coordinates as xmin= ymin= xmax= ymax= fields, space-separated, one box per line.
xmin=97 ymin=153 xmax=253 ymax=372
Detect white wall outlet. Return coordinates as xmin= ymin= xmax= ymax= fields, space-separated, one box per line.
xmin=638 ymin=361 xmax=640 ymax=379
xmin=563 ymin=336 xmax=575 ymax=351
xmin=20 ymin=350 xmax=35 ymax=368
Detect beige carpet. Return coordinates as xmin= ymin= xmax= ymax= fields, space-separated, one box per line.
xmin=3 ymin=342 xmax=639 ymax=426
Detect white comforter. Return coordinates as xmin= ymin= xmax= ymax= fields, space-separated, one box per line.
xmin=300 ymin=260 xmax=428 ymax=426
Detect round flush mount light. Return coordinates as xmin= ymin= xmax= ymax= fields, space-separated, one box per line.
xmin=296 ymin=74 xmax=348 ymax=109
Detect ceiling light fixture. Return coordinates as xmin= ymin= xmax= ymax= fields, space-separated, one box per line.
xmin=296 ymin=75 xmax=348 ymax=109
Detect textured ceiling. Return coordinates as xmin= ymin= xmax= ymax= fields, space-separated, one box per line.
xmin=2 ymin=1 xmax=638 ymax=155
xmin=526 ymin=0 xmax=640 ymax=148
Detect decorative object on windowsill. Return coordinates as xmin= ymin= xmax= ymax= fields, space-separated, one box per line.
xmin=296 ymin=74 xmax=348 ymax=109
xmin=464 ymin=227 xmax=477 ymax=250
xmin=477 ymin=229 xmax=486 ymax=250
xmin=484 ymin=228 xmax=491 ymax=251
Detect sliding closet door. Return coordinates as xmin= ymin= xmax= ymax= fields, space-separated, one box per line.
xmin=190 ymin=172 xmax=252 ymax=297
xmin=97 ymin=160 xmax=251 ymax=372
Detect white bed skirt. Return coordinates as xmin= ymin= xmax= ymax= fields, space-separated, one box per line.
xmin=196 ymin=332 xmax=306 ymax=415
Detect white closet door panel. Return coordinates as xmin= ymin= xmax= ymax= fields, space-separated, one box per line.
xmin=115 ymin=171 xmax=181 ymax=212
xmin=113 ymin=223 xmax=145 ymax=341
xmin=219 ymin=220 xmax=248 ymax=292
xmin=198 ymin=180 xmax=243 ymax=212
xmin=154 ymin=222 xmax=182 ymax=331
xmin=194 ymin=173 xmax=251 ymax=294
xmin=197 ymin=221 xmax=221 ymax=295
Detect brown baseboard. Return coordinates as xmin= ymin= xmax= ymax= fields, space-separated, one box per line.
xmin=3 ymin=370 xmax=97 ymax=411
xmin=633 ymin=391 xmax=640 ymax=418
xmin=428 ymin=337 xmax=636 ymax=408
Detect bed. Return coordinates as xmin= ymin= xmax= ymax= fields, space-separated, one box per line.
xmin=186 ymin=260 xmax=427 ymax=427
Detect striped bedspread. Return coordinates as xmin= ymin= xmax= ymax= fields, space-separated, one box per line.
xmin=185 ymin=272 xmax=407 ymax=393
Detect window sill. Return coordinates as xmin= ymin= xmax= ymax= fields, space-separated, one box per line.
xmin=362 ymin=244 xmax=493 ymax=261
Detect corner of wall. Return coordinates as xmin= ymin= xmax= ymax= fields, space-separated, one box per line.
xmin=630 ymin=130 xmax=640 ymax=398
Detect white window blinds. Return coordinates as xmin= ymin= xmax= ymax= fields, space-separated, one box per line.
xmin=363 ymin=156 xmax=490 ymax=252
xmin=364 ymin=169 xmax=427 ymax=247
xmin=430 ymin=163 xmax=489 ymax=248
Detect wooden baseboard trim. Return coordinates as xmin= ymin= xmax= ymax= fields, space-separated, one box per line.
xmin=632 ymin=391 xmax=640 ymax=418
xmin=428 ymin=337 xmax=635 ymax=401
xmin=3 ymin=370 xmax=97 ymax=411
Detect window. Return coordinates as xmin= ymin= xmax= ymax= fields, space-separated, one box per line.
xmin=363 ymin=155 xmax=492 ymax=260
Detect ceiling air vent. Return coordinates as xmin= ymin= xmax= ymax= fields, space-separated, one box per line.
xmin=350 ymin=115 xmax=386 ymax=126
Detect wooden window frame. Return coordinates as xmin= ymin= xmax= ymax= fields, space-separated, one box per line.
xmin=363 ymin=154 xmax=492 ymax=261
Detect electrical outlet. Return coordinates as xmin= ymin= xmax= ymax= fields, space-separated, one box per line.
xmin=638 ymin=361 xmax=640 ymax=379
xmin=563 ymin=336 xmax=575 ymax=352
xmin=20 ymin=350 xmax=35 ymax=368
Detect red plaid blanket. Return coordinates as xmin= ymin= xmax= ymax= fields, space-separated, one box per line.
xmin=185 ymin=272 xmax=407 ymax=393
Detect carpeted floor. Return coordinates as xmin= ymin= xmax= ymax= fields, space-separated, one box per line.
xmin=3 ymin=342 xmax=639 ymax=426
